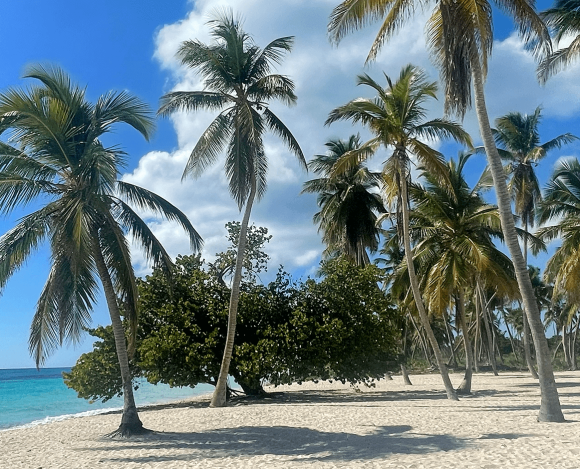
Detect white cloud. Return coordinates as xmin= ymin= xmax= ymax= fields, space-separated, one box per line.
xmin=125 ymin=0 xmax=580 ymax=280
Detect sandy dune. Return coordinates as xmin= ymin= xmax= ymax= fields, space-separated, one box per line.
xmin=3 ymin=371 xmax=580 ymax=468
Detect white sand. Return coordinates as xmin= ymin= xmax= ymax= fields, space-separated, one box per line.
xmin=3 ymin=371 xmax=580 ymax=468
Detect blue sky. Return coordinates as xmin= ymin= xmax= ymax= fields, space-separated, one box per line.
xmin=1 ymin=0 xmax=579 ymax=369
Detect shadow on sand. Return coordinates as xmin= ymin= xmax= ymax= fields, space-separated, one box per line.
xmin=86 ymin=424 xmax=467 ymax=464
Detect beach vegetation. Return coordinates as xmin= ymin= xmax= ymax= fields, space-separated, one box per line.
xmin=65 ymin=253 xmax=400 ymax=402
xmin=0 ymin=65 xmax=202 ymax=436
xmin=302 ymin=135 xmax=385 ymax=265
xmin=491 ymin=108 xmax=578 ymax=378
xmin=408 ymin=153 xmax=518 ymax=393
xmin=326 ymin=64 xmax=471 ymax=401
xmin=157 ymin=11 xmax=306 ymax=407
xmin=328 ymin=0 xmax=566 ymax=422
xmin=539 ymin=0 xmax=580 ymax=82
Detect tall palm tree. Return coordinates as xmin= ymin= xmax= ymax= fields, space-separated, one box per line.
xmin=326 ymin=65 xmax=471 ymax=400
xmin=538 ymin=0 xmax=580 ymax=83
xmin=328 ymin=0 xmax=565 ymax=423
xmin=302 ymin=135 xmax=384 ymax=265
xmin=157 ymin=12 xmax=305 ymax=407
xmin=411 ymin=153 xmax=518 ymax=393
xmin=493 ymin=107 xmax=578 ymax=378
xmin=0 ymin=65 xmax=202 ymax=436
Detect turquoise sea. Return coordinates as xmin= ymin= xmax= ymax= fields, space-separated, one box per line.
xmin=0 ymin=368 xmax=213 ymax=431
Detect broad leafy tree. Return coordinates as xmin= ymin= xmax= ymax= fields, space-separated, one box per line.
xmin=0 ymin=65 xmax=201 ymax=435
xmin=65 ymin=255 xmax=400 ymax=401
xmin=158 ymin=12 xmax=306 ymax=407
xmin=326 ymin=65 xmax=471 ymax=400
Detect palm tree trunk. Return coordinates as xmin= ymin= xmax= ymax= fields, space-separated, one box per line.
xmin=401 ymin=318 xmax=413 ymax=385
xmin=563 ymin=324 xmax=571 ymax=369
xmin=478 ymin=283 xmax=498 ymax=376
xmin=210 ymin=179 xmax=257 ymax=407
xmin=522 ymin=227 xmax=539 ymax=379
xmin=471 ymin=58 xmax=564 ymax=422
xmin=400 ymin=174 xmax=458 ymax=400
xmin=401 ymin=364 xmax=413 ymax=385
xmin=444 ymin=310 xmax=458 ymax=368
xmin=502 ymin=309 xmax=521 ymax=367
xmin=457 ymin=290 xmax=474 ymax=394
xmin=409 ymin=311 xmax=433 ymax=366
xmin=474 ymin=295 xmax=480 ymax=373
xmin=93 ymin=241 xmax=145 ymax=436
xmin=572 ymin=315 xmax=579 ymax=370
xmin=522 ymin=302 xmax=538 ymax=377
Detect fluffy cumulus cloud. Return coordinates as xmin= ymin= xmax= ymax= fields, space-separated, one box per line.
xmin=124 ymin=0 xmax=580 ymax=278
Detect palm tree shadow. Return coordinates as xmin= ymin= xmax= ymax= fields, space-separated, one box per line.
xmin=90 ymin=424 xmax=466 ymax=464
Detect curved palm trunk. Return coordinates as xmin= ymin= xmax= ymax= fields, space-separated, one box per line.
xmin=400 ymin=175 xmax=458 ymax=400
xmin=457 ymin=290 xmax=474 ymax=394
xmin=93 ymin=242 xmax=145 ymax=436
xmin=471 ymin=58 xmax=564 ymax=422
xmin=522 ymin=226 xmax=539 ymax=379
xmin=210 ymin=180 xmax=257 ymax=407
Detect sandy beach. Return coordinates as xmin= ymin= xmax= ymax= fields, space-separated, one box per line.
xmin=3 ymin=371 xmax=580 ymax=468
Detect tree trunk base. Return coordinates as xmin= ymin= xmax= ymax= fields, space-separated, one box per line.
xmin=537 ymin=406 xmax=566 ymax=423
xmin=105 ymin=423 xmax=152 ymax=438
xmin=401 ymin=364 xmax=412 ymax=385
xmin=456 ymin=375 xmax=472 ymax=395
xmin=209 ymin=391 xmax=227 ymax=408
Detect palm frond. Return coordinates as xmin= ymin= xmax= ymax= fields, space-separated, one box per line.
xmin=158 ymin=91 xmax=232 ymax=116
xmin=116 ymin=181 xmax=203 ymax=252
xmin=262 ymin=108 xmax=306 ymax=169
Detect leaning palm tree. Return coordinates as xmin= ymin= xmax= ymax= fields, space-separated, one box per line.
xmin=493 ymin=107 xmax=578 ymax=378
xmin=157 ymin=12 xmax=305 ymax=407
xmin=0 ymin=65 xmax=202 ymax=436
xmin=329 ymin=0 xmax=565 ymax=422
xmin=326 ymin=65 xmax=472 ymax=400
xmin=411 ymin=153 xmax=518 ymax=393
xmin=538 ymin=0 xmax=580 ymax=83
xmin=302 ymin=135 xmax=385 ymax=265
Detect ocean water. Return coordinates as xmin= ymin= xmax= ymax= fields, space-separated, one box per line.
xmin=0 ymin=368 xmax=213 ymax=430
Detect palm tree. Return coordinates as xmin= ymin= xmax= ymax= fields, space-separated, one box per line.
xmin=326 ymin=65 xmax=471 ymax=400
xmin=302 ymin=135 xmax=384 ymax=265
xmin=411 ymin=153 xmax=518 ymax=393
xmin=328 ymin=0 xmax=565 ymax=423
xmin=0 ymin=65 xmax=202 ymax=436
xmin=157 ymin=12 xmax=305 ymax=407
xmin=493 ymin=107 xmax=578 ymax=378
xmin=539 ymin=158 xmax=580 ymax=309
xmin=538 ymin=0 xmax=580 ymax=83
